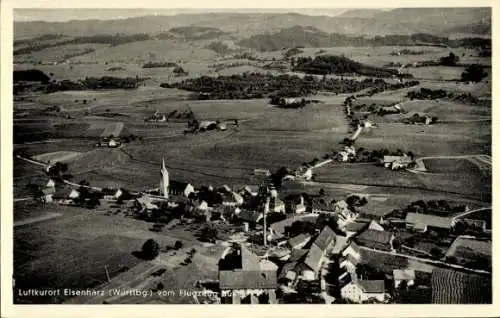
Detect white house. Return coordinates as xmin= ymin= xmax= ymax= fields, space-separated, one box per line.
xmin=40 ymin=187 xmax=55 ymax=203
xmin=68 ymin=189 xmax=80 ymax=199
xmin=341 ymin=280 xmax=386 ymax=303
xmin=393 ymin=269 xmax=416 ymax=288
xmin=108 ymin=139 xmax=120 ymax=148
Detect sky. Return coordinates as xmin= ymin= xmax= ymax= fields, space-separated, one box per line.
xmin=13 ymin=8 xmax=372 ymax=22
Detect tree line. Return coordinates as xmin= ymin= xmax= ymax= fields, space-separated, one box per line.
xmin=162 ymin=73 xmax=416 ymax=100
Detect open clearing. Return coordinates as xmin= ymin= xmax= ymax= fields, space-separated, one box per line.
xmin=31 ymin=151 xmax=82 ymax=163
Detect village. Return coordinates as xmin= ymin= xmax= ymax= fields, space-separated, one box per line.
xmin=18 ymin=94 xmax=491 ymax=305
xmin=10 ymin=7 xmax=492 ymax=307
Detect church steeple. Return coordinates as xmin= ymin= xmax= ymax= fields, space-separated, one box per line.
xmin=160 ymin=157 xmax=169 ymax=199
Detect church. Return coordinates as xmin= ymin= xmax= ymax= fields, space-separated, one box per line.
xmin=159 ymin=157 xmax=195 ymax=199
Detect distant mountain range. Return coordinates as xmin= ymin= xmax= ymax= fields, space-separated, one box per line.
xmin=14 ymin=8 xmax=491 ymax=40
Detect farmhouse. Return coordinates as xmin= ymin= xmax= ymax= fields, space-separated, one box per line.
xmin=221 ymin=191 xmax=244 ymax=206
xmin=218 ymin=244 xmax=278 ymax=304
xmin=288 ymin=234 xmax=312 ymax=250
xmin=431 ymin=268 xmax=491 ymax=304
xmin=381 ymin=155 xmax=413 ymax=170
xmin=311 ymin=199 xmax=335 ymax=214
xmin=405 ymin=213 xmax=452 ymax=232
xmin=253 ymin=168 xmax=271 ymax=177
xmin=40 ymin=187 xmax=55 ymax=203
xmin=341 ymin=280 xmax=386 ymax=303
xmin=393 ymin=269 xmax=416 ymax=288
xmin=355 ymin=229 xmax=395 ymax=252
xmin=298 ymin=226 xmax=336 ymax=280
xmin=344 ymin=222 xmax=369 ymax=238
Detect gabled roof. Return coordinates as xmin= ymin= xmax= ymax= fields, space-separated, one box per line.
xmin=288 ymin=234 xmax=312 ymax=248
xmin=393 ymin=269 xmax=416 ymax=281
xmin=405 ymin=213 xmax=452 ymax=229
xmin=357 ymin=280 xmax=385 ymax=293
xmin=355 ymin=229 xmax=394 ymax=245
xmin=345 ymin=222 xmax=369 ymax=233
xmin=278 ymin=262 xmax=298 ymax=280
xmin=304 ymin=244 xmax=324 ymax=274
xmin=314 ymin=226 xmax=336 ymax=251
xmin=368 ymin=220 xmax=385 ymax=231
xmin=289 ymin=249 xmax=309 ymax=262
xmin=219 ymin=270 xmax=277 ymax=290
xmin=41 ymin=187 xmax=55 ymax=195
xmin=332 ymin=235 xmax=349 ymax=255
xmin=238 ymin=210 xmax=263 ymax=223
xmin=431 ymin=268 xmax=492 ymax=304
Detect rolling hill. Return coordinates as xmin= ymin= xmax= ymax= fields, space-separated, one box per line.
xmin=14 ymin=8 xmax=491 ymax=40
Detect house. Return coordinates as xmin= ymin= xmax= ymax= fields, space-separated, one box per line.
xmin=355 ymin=229 xmax=395 ymax=252
xmin=288 ymin=234 xmax=312 ymax=250
xmin=344 ymin=222 xmax=369 ymax=238
xmin=68 ymin=189 xmax=80 ymax=199
xmin=311 ymin=199 xmax=336 ymax=214
xmin=393 ymin=269 xmax=416 ymax=288
xmin=170 ymin=180 xmax=195 ymax=198
xmin=242 ymin=186 xmax=259 ymax=197
xmin=221 ymin=191 xmax=244 ymax=207
xmin=381 ymin=155 xmax=413 ymax=170
xmin=299 ymin=226 xmax=336 ymax=280
xmin=253 ymin=168 xmax=271 ymax=177
xmin=405 ymin=213 xmax=452 ymax=232
xmin=342 ymin=242 xmax=362 ymax=261
xmin=367 ymin=220 xmax=385 ymax=232
xmin=40 ymin=187 xmax=55 ymax=203
xmin=286 ymin=195 xmax=306 ymax=214
xmin=238 ymin=210 xmax=263 ymax=224
xmin=331 ymin=235 xmax=349 ymax=256
xmin=108 ymin=139 xmax=120 ymax=148
xmin=219 ymin=244 xmax=278 ymax=304
xmin=341 ymin=280 xmax=386 ymax=303
xmin=431 ymin=268 xmax=491 ymax=304
xmin=339 ymin=254 xmax=360 ymax=274
xmin=270 ymin=196 xmax=286 ymax=213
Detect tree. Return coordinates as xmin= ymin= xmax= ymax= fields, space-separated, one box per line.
xmin=430 ymin=247 xmax=443 ymax=259
xmin=319 ymin=188 xmax=326 ymax=196
xmin=174 ymin=240 xmax=183 ymax=250
xmin=439 ymin=52 xmax=459 ymax=66
xmin=461 ymin=64 xmax=487 ymax=83
xmin=141 ymin=239 xmax=160 ymax=259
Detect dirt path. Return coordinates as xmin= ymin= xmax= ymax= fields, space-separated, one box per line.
xmin=14 ymin=212 xmax=62 ymax=227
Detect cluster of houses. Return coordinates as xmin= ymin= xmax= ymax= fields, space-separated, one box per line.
xmin=32 ymin=153 xmax=490 ymax=305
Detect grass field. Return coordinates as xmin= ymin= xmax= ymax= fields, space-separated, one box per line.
xmin=13 ymin=201 xmax=217 ymax=304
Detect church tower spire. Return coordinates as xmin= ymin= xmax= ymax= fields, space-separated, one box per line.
xmin=160 ymin=157 xmax=169 ymax=199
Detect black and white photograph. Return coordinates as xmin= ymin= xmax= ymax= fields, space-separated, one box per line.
xmin=6 ymin=3 xmax=493 ymax=308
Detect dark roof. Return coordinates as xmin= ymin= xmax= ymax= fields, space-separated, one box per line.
xmin=219 ymin=270 xmax=277 ymax=290
xmin=288 ymin=234 xmax=312 ymax=248
xmin=431 ymin=268 xmax=492 ymax=304
xmin=238 ymin=210 xmax=262 ymax=223
xmin=278 ymin=262 xmax=297 ymax=280
xmin=355 ymin=229 xmax=394 ymax=245
xmin=314 ymin=226 xmax=335 ymax=251
xmin=357 ymin=280 xmax=385 ymax=293
xmin=170 ymin=180 xmax=191 ymax=191
xmin=345 ymin=222 xmax=369 ymax=233
xmin=41 ymin=187 xmax=55 ymax=195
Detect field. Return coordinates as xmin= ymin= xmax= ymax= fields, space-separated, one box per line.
xmin=13 ymin=36 xmax=492 ymax=304
xmin=14 ymin=200 xmax=224 ymax=304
